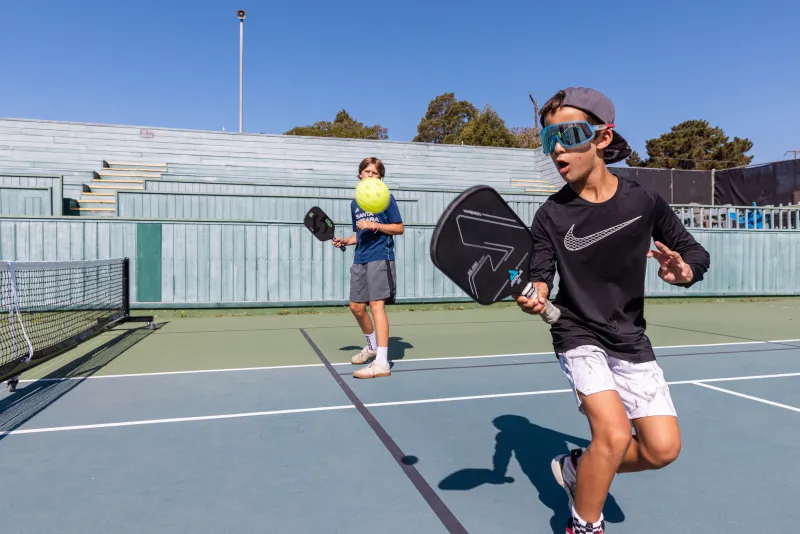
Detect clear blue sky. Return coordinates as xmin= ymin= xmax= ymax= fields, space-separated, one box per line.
xmin=1 ymin=0 xmax=797 ymax=166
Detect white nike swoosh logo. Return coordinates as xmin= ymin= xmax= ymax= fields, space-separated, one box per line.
xmin=564 ymin=216 xmax=642 ymax=251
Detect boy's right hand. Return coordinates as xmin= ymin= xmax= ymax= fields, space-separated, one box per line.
xmin=332 ymin=237 xmax=345 ymax=248
xmin=515 ymin=282 xmax=549 ymax=315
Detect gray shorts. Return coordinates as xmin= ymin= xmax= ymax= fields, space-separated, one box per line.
xmin=350 ymin=260 xmax=396 ymax=304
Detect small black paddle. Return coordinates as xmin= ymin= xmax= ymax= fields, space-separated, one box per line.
xmin=305 ymin=206 xmax=345 ymax=252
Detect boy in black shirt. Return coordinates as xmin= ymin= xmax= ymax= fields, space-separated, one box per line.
xmin=516 ymin=87 xmax=710 ymax=534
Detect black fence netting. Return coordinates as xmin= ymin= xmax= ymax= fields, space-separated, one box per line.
xmin=608 ymin=167 xmax=672 ymax=202
xmin=672 ymin=170 xmax=713 ymax=204
xmin=715 ymin=159 xmax=800 ymax=206
xmin=609 ymin=167 xmax=712 ymax=204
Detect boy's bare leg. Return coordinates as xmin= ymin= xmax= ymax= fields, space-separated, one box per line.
xmin=350 ymin=301 xmax=374 ymax=335
xmin=352 ymin=300 xmax=390 ymax=378
xmin=573 ymin=397 xmax=681 ymax=524
xmin=368 ymin=300 xmax=389 ymax=348
xmin=369 ymin=300 xmax=390 ymax=368
xmin=618 ymin=416 xmax=681 ymax=473
xmin=573 ymin=390 xmax=632 ymax=524
xmin=349 ymin=302 xmax=377 ymax=365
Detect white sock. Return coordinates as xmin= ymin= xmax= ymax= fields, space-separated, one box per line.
xmin=365 ymin=332 xmax=377 ymax=351
xmin=572 ymin=506 xmax=603 ymax=532
xmin=376 ymin=347 xmax=389 ymax=367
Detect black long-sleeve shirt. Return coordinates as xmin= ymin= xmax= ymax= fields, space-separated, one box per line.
xmin=528 ymin=175 xmax=711 ymax=363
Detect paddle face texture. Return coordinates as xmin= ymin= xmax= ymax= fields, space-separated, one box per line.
xmin=430 ymin=186 xmax=534 ymax=305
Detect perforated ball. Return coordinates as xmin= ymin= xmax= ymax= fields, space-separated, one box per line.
xmin=355 ymin=178 xmax=391 ymax=214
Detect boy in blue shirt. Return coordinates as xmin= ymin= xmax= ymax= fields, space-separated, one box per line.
xmin=332 ymin=157 xmax=404 ymax=379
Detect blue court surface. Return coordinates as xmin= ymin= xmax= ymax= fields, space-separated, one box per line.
xmin=1 ymin=328 xmax=799 ymax=533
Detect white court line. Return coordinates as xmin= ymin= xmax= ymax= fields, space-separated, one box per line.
xmin=4 ymin=370 xmax=800 ymax=437
xmin=16 ymin=338 xmax=800 ymax=384
xmin=18 ymin=353 xmax=552 ymax=384
xmin=671 ymin=371 xmax=800 ymax=385
xmin=0 ymin=405 xmax=355 ymax=436
xmin=364 ymin=387 xmax=572 ymax=408
xmin=693 ymin=382 xmax=800 ymax=413
xmin=19 ymin=363 xmax=329 ymax=384
xmin=652 ymin=338 xmax=800 ymax=349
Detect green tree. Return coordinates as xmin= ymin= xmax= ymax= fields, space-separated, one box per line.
xmin=510 ymin=126 xmax=541 ymax=149
xmin=624 ymin=151 xmax=645 ymax=167
xmin=457 ymin=105 xmax=520 ymax=148
xmin=284 ymin=110 xmax=388 ymax=140
xmin=413 ymin=93 xmax=477 ymax=144
xmin=626 ymin=120 xmax=753 ymax=170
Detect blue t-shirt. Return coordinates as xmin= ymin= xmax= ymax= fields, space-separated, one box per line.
xmin=351 ymin=195 xmax=403 ymax=264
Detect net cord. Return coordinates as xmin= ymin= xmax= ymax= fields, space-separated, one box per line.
xmin=7 ymin=261 xmax=33 ymax=363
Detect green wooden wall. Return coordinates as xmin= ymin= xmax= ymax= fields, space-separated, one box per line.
xmin=0 ymin=187 xmax=52 ymax=216
xmin=116 ymin=191 xmax=419 ymax=224
xmin=1 ymin=217 xmax=799 ymax=308
xmin=0 ymin=174 xmax=62 ymax=215
xmin=142 ymin=180 xmax=547 ymax=225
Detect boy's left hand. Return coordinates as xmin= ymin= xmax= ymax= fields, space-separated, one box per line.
xmin=648 ymin=241 xmax=693 ymax=284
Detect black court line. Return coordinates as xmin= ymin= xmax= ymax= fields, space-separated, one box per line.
xmin=649 ymin=324 xmax=800 ymax=349
xmin=145 ymin=318 xmax=532 ymax=335
xmin=299 ymin=328 xmax=469 ymax=534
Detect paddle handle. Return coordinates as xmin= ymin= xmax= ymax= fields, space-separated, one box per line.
xmin=521 ymin=282 xmax=561 ymax=324
xmin=332 ymin=235 xmax=346 ymax=252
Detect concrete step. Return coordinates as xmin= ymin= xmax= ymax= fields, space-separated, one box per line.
xmin=78 ymin=198 xmax=115 ymax=204
xmin=104 ymin=160 xmax=168 ymax=170
xmin=88 ymin=184 xmax=144 ymax=191
xmin=70 ymin=207 xmax=116 ymax=213
xmin=92 ymin=178 xmax=145 ymax=185
xmin=94 ymin=171 xmax=156 ymax=180
xmin=524 ymin=188 xmax=559 ymax=193
xmin=515 ymin=182 xmax=557 ymax=186
xmin=101 ymin=167 xmax=165 ymax=173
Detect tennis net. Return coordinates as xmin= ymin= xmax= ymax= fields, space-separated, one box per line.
xmin=0 ymin=258 xmax=153 ymax=388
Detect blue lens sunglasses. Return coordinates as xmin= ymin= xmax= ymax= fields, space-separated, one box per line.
xmin=539 ymin=121 xmax=615 ymax=155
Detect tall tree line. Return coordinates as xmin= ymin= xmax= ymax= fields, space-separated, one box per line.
xmin=284 ymin=93 xmax=754 ymax=169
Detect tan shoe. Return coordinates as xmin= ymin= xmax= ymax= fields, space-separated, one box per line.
xmin=352 ymin=361 xmax=391 ymax=379
xmin=351 ymin=346 xmax=377 ymax=365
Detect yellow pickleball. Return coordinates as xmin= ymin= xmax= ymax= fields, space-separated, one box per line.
xmin=355 ymin=178 xmax=391 ymax=214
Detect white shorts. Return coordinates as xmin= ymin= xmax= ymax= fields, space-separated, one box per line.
xmin=557 ymin=345 xmax=677 ymax=420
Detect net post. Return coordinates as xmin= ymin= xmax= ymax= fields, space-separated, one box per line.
xmin=119 ymin=257 xmax=155 ymax=329
xmin=123 ymin=257 xmax=131 ymax=317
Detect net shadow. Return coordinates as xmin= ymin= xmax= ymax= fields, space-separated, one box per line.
xmin=0 ymin=323 xmax=161 ymax=438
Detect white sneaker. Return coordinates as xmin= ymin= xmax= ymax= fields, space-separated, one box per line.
xmin=351 ymin=346 xmax=377 ymax=365
xmin=552 ymin=448 xmax=582 ymax=509
xmin=352 ymin=361 xmax=391 ymax=379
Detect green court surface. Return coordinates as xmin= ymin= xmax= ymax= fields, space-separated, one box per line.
xmin=18 ymin=298 xmax=800 ymax=380
xmin=3 ymin=298 xmax=800 ymax=533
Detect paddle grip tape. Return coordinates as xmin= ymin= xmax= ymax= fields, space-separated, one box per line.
xmin=521 ymin=282 xmax=561 ymax=324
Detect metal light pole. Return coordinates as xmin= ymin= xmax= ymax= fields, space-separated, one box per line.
xmin=237 ymin=9 xmax=246 ymax=133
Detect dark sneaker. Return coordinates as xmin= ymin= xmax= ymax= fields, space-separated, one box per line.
xmin=552 ymin=448 xmax=582 ymax=509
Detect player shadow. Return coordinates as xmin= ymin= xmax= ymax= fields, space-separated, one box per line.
xmin=0 ymin=323 xmax=161 ymax=440
xmin=438 ymin=415 xmax=625 ymax=533
xmin=339 ymin=336 xmax=414 ymax=363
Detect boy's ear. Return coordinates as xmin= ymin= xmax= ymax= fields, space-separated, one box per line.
xmin=595 ymin=129 xmax=614 ymax=150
